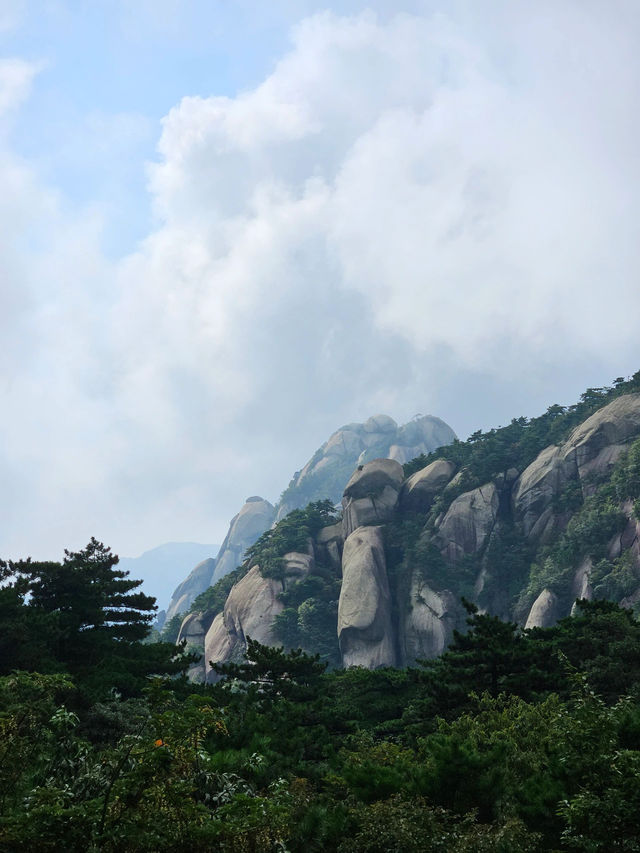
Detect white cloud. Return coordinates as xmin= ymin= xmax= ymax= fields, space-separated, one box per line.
xmin=2 ymin=3 xmax=640 ymax=569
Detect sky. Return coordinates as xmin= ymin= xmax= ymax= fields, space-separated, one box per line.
xmin=1 ymin=0 xmax=640 ymax=564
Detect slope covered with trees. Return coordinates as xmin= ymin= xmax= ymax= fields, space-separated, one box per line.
xmin=5 ymin=377 xmax=640 ymax=849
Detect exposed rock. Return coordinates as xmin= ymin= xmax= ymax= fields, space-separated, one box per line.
xmin=166 ymin=557 xmax=216 ymax=622
xmin=177 ymin=611 xmax=211 ymax=648
xmin=525 ymin=589 xmax=559 ymax=629
xmin=338 ymin=526 xmax=395 ymax=668
xmin=342 ymin=458 xmax=403 ymax=538
xmin=363 ymin=414 xmax=397 ymax=433
xmin=205 ymin=563 xmax=298 ymax=680
xmin=203 ymin=613 xmax=234 ymax=680
xmin=212 ymin=498 xmax=276 ymax=582
xmin=282 ymin=549 xmax=315 ymax=577
xmin=177 ymin=612 xmax=215 ymax=682
xmin=402 ymin=575 xmax=459 ymax=664
xmin=315 ymin=522 xmax=344 ymax=570
xmin=436 ymin=483 xmax=499 ymax=562
xmin=514 ymin=395 xmax=640 ymax=542
xmin=570 ymin=557 xmax=593 ymax=615
xmin=564 ymin=394 xmax=640 ymax=482
xmin=512 ymin=446 xmax=574 ymax=542
xmin=399 ymin=459 xmax=457 ymax=513
xmin=275 ymin=414 xmax=456 ymax=521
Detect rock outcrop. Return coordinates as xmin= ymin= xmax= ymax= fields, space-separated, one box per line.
xmin=514 ymin=394 xmax=640 ymax=542
xmin=341 ymin=458 xmax=404 ymax=539
xmin=276 ymin=414 xmax=456 ymax=521
xmin=399 ymin=459 xmax=457 ymax=513
xmin=166 ymin=557 xmax=216 ymax=622
xmin=512 ymin=446 xmax=572 ymax=542
xmin=525 ymin=588 xmax=559 ymax=629
xmin=402 ymin=576 xmax=459 ymax=663
xmin=212 ymin=497 xmax=276 ymax=582
xmin=338 ymin=526 xmax=395 ymax=668
xmin=169 ymin=391 xmax=640 ymax=674
xmin=204 ymin=563 xmax=300 ymax=680
xmin=565 ymin=393 xmax=640 ymax=483
xmin=436 ymin=483 xmax=499 ymax=563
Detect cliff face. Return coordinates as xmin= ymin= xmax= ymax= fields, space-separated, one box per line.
xmin=165 ymin=413 xmax=456 ymax=622
xmin=276 ymin=414 xmax=456 ymax=522
xmin=178 ymin=391 xmax=640 ymax=680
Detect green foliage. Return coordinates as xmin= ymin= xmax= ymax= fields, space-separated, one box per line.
xmin=522 ymin=491 xmax=626 ymax=608
xmin=404 ymin=373 xmax=640 ymax=484
xmin=189 ymin=563 xmax=248 ymax=619
xmin=245 ymin=499 xmax=339 ymax=582
xmin=2 ymin=539 xmax=195 ymax=700
xmin=158 ymin=612 xmax=184 ymax=644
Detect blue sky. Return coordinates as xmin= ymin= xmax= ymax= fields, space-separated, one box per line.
xmin=1 ymin=0 xmax=639 ymax=573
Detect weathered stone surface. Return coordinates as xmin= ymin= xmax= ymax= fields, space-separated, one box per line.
xmin=282 ymin=549 xmax=315 ymax=577
xmin=436 ymin=483 xmax=499 ymax=562
xmin=177 ymin=612 xmax=214 ymax=682
xmin=177 ymin=612 xmax=211 ymax=648
xmin=564 ymin=394 xmax=640 ymax=481
xmin=212 ymin=497 xmax=276 ymax=582
xmin=342 ymin=458 xmax=403 ymax=538
xmin=363 ymin=414 xmax=397 ymax=433
xmin=338 ymin=526 xmax=395 ymax=668
xmin=203 ymin=613 xmax=234 ymax=679
xmin=205 ymin=564 xmax=298 ymax=680
xmin=315 ymin=522 xmax=344 ymax=570
xmin=343 ymin=458 xmax=404 ymax=499
xmin=166 ymin=558 xmax=216 ymax=622
xmin=512 ymin=446 xmax=574 ymax=541
xmin=514 ymin=395 xmax=640 ymax=542
xmin=570 ymin=557 xmax=593 ymax=615
xmin=399 ymin=459 xmax=457 ymax=513
xmin=275 ymin=414 xmax=456 ymax=521
xmin=402 ymin=575 xmax=459 ymax=664
xmin=525 ymin=588 xmax=559 ymax=629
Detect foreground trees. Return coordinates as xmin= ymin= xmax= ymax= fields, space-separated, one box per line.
xmin=0 ymin=538 xmax=193 ymax=699
xmin=2 ymin=539 xmax=640 ymax=849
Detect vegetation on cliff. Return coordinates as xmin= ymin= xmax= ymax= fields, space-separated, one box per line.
xmin=5 ymin=377 xmax=640 ymax=849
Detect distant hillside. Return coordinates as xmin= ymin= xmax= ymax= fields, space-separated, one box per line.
xmin=175 ymin=373 xmax=640 ymax=681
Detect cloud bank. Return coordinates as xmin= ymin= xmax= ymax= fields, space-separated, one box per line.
xmin=2 ymin=3 xmax=640 ymax=563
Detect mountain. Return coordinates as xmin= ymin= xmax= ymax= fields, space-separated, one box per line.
xmin=117 ymin=542 xmax=218 ymax=620
xmin=164 ymin=413 xmax=455 ymax=622
xmin=174 ymin=375 xmax=640 ymax=681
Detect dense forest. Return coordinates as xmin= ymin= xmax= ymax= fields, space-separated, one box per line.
xmin=4 ymin=376 xmax=640 ymax=850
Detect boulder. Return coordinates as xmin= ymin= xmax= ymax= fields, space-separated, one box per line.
xmin=564 ymin=393 xmax=640 ymax=482
xmin=402 ymin=575 xmax=459 ymax=663
xmin=212 ymin=497 xmax=276 ymax=582
xmin=274 ymin=414 xmax=456 ymax=521
xmin=338 ymin=526 xmax=395 ymax=668
xmin=177 ymin=611 xmax=211 ymax=648
xmin=513 ymin=395 xmax=640 ymax=542
xmin=177 ymin=612 xmax=214 ymax=682
xmin=512 ymin=446 xmax=574 ymax=541
xmin=436 ymin=483 xmax=499 ymax=562
xmin=315 ymin=522 xmax=344 ymax=570
xmin=282 ymin=549 xmax=315 ymax=577
xmin=204 ymin=564 xmax=296 ymax=680
xmin=570 ymin=557 xmax=593 ymax=615
xmin=363 ymin=414 xmax=397 ymax=433
xmin=203 ymin=612 xmax=234 ymax=679
xmin=525 ymin=588 xmax=559 ymax=629
xmin=342 ymin=458 xmax=403 ymax=538
xmin=165 ymin=557 xmax=216 ymax=622
xmin=399 ymin=459 xmax=457 ymax=513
